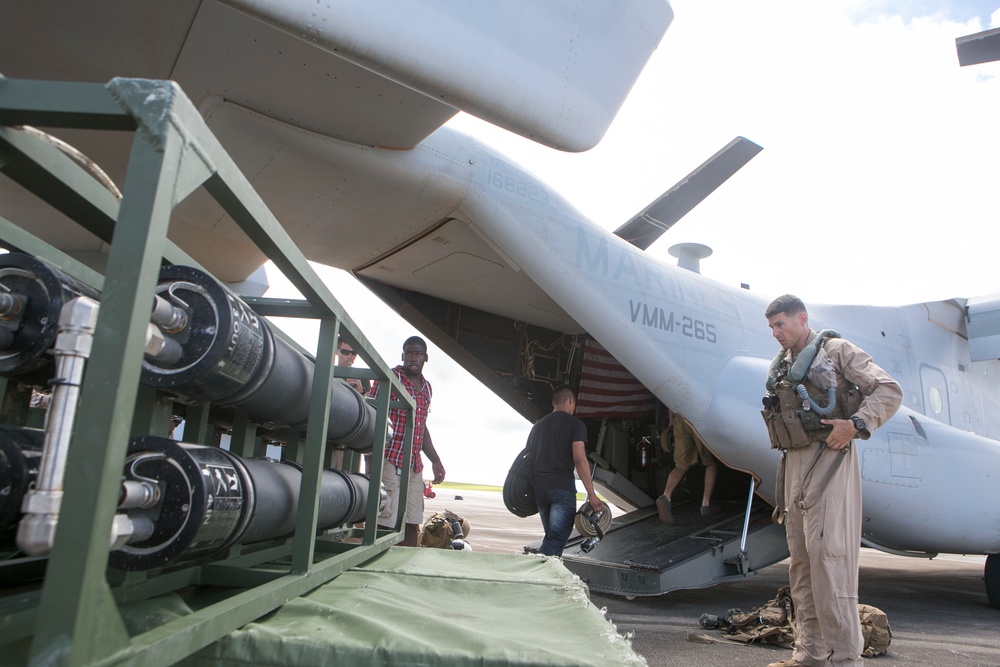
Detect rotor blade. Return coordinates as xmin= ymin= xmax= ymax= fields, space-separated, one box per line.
xmin=957 ymin=26 xmax=1000 ymax=66
xmin=613 ymin=136 xmax=762 ymax=250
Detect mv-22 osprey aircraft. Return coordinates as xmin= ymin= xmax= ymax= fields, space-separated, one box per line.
xmin=1 ymin=1 xmax=999 ymax=606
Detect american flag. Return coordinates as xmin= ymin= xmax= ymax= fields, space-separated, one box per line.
xmin=575 ymin=338 xmax=656 ymax=418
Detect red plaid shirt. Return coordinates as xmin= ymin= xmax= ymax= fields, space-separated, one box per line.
xmin=370 ymin=366 xmax=432 ymax=472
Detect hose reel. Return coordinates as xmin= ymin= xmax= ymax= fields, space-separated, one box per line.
xmin=574 ymin=501 xmax=612 ymax=553
xmin=502 ymin=447 xmax=537 ymax=517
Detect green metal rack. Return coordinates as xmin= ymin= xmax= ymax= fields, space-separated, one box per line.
xmin=0 ymin=76 xmax=418 ymax=666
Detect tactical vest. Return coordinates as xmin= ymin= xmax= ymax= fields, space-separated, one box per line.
xmin=761 ymin=330 xmax=863 ymax=450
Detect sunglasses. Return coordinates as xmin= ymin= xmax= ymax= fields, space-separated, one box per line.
xmin=338 ymin=348 xmax=357 ymax=356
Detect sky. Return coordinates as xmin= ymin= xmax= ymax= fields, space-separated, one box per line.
xmin=264 ymin=1 xmax=1000 ymax=487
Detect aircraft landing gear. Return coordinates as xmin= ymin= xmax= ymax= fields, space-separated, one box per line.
xmin=986 ymin=554 xmax=1000 ymax=609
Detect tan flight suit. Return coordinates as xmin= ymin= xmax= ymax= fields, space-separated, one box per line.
xmin=768 ymin=331 xmax=901 ymax=667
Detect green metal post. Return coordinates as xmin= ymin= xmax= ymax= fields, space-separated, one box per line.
xmin=182 ymin=403 xmax=213 ymax=445
xmin=290 ymin=316 xmax=337 ymax=574
xmin=130 ymin=385 xmax=174 ymax=438
xmin=29 ymin=107 xmax=183 ymax=667
xmin=229 ymin=409 xmax=258 ymax=458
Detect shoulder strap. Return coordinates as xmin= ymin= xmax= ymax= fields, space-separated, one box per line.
xmin=787 ymin=329 xmax=840 ymax=383
xmin=765 ymin=348 xmax=786 ymax=393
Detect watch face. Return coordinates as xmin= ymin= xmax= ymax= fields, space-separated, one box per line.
xmin=852 ymin=417 xmax=865 ymax=431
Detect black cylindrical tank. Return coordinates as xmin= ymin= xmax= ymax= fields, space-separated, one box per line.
xmin=139 ymin=265 xmax=270 ymax=405
xmin=0 ymin=254 xmax=100 ymax=382
xmin=140 ymin=266 xmax=374 ymax=451
xmin=0 ymin=426 xmax=43 ymax=548
xmin=110 ymin=436 xmax=252 ymax=571
xmin=110 ymin=436 xmax=373 ymax=571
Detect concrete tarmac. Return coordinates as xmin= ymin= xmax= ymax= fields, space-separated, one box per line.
xmin=426 ymin=488 xmax=1000 ymax=666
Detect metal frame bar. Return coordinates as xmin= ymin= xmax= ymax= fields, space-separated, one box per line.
xmin=0 ymin=76 xmax=417 ymax=667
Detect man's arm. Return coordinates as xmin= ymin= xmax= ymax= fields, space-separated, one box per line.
xmin=422 ymin=426 xmax=446 ymax=484
xmin=821 ymin=339 xmax=903 ymax=449
xmin=572 ymin=440 xmax=602 ymax=512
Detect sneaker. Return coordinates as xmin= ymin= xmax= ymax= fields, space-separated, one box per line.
xmin=700 ymin=503 xmax=723 ymax=516
xmin=656 ymin=495 xmax=673 ymax=524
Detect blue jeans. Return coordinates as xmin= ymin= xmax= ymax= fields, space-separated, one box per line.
xmin=536 ymin=487 xmax=577 ymax=556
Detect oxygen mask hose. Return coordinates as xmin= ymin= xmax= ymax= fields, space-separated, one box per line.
xmin=795 ymin=384 xmax=837 ymax=416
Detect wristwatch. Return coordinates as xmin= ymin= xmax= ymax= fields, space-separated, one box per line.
xmin=850 ymin=415 xmax=866 ymax=433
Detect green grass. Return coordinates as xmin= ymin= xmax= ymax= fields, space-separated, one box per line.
xmin=433 ymin=481 xmax=598 ymax=503
xmin=433 ymin=481 xmax=502 ymax=492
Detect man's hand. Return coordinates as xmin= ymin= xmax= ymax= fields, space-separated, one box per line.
xmin=821 ymin=418 xmax=857 ymax=450
xmin=588 ymin=495 xmax=603 ymax=513
xmin=431 ymin=461 xmax=446 ymax=484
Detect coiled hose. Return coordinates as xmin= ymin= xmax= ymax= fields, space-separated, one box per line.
xmin=795 ymin=384 xmax=838 ymax=416
xmin=502 ymin=447 xmax=537 ymax=517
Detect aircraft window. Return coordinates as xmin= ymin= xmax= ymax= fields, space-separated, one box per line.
xmin=929 ymin=386 xmax=943 ymax=414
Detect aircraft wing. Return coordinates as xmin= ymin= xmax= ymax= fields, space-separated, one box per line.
xmin=0 ymin=1 xmax=673 ymax=282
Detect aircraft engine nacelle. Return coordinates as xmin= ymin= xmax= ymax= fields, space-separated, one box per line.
xmin=111 ymin=436 xmax=374 ymax=571
xmin=139 ymin=265 xmax=375 ymax=451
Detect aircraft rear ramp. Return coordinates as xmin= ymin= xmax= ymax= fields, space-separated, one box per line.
xmin=558 ymin=497 xmax=789 ymax=597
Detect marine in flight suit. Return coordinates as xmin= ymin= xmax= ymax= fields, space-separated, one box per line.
xmin=763 ymin=295 xmax=902 ymax=667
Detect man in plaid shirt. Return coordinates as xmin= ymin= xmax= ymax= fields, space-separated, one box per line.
xmin=370 ymin=336 xmax=446 ymax=546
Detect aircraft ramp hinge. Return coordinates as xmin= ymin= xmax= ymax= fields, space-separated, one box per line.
xmin=724 ymin=550 xmax=751 ymax=576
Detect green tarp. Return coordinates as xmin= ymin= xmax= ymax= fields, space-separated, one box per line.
xmin=127 ymin=548 xmax=646 ymax=666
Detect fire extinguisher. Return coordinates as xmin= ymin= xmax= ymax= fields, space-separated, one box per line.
xmin=637 ymin=436 xmax=651 ymax=469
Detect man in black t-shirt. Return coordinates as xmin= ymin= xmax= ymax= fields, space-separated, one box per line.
xmin=527 ymin=386 xmax=602 ymax=556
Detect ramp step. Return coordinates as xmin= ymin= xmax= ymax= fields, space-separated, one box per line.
xmin=560 ymin=499 xmax=790 ymax=596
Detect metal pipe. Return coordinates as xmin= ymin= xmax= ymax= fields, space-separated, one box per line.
xmin=144 ymin=323 xmax=183 ymax=364
xmin=118 ymin=480 xmax=161 ymax=510
xmin=16 ymin=296 xmax=99 ymax=556
xmin=739 ymin=477 xmax=756 ymax=554
xmin=150 ymin=294 xmax=187 ymax=333
xmin=0 ymin=291 xmax=23 ymax=320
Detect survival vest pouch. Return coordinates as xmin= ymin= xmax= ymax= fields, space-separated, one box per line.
xmin=698 ymin=587 xmax=892 ymax=657
xmin=698 ymin=586 xmax=796 ymax=648
xmin=419 ymin=510 xmax=471 ymax=549
xmin=761 ymin=330 xmax=863 ymax=450
xmin=858 ymin=604 xmax=892 ymax=657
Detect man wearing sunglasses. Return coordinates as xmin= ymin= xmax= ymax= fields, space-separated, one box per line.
xmin=370 ymin=336 xmax=447 ymax=546
xmin=335 ymin=337 xmax=369 ymax=396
